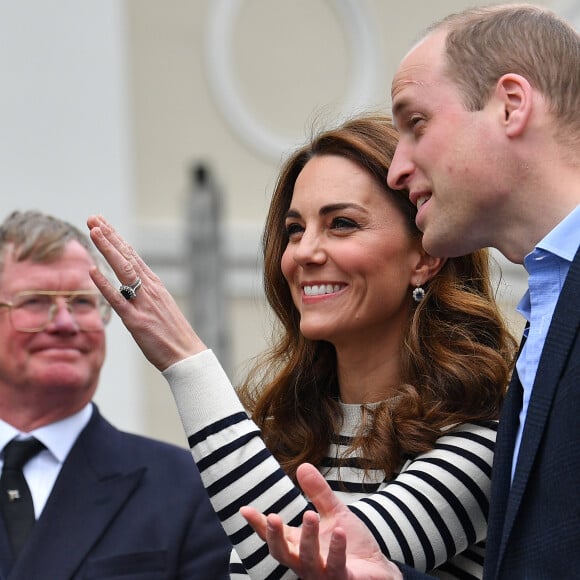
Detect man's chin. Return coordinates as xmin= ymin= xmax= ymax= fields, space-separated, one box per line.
xmin=423 ymin=232 xmax=469 ymax=259
xmin=31 ymin=367 xmax=93 ymax=391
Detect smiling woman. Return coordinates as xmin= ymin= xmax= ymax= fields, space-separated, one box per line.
xmin=279 ymin=154 xmax=430 ymax=371
xmin=87 ymin=113 xmax=517 ymax=579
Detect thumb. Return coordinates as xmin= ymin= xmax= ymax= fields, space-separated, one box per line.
xmin=297 ymin=463 xmax=345 ymax=516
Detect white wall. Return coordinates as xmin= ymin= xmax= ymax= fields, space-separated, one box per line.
xmin=0 ymin=0 xmax=143 ymax=432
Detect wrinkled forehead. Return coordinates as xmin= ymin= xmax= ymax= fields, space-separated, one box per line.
xmin=0 ymin=240 xmax=98 ymax=296
xmin=392 ymin=32 xmax=447 ymax=92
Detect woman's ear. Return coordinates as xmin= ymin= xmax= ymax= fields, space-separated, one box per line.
xmin=413 ymin=252 xmax=446 ymax=286
xmin=494 ymin=73 xmax=533 ymax=138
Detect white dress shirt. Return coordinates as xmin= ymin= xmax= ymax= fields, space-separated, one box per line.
xmin=0 ymin=404 xmax=92 ymax=518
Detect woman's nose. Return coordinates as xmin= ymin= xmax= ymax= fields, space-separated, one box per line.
xmin=293 ymin=232 xmax=327 ymax=265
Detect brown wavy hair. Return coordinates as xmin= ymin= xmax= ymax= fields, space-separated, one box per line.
xmin=238 ymin=114 xmax=517 ymax=481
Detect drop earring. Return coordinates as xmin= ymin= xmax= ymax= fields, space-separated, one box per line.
xmin=412 ymin=284 xmax=425 ymax=303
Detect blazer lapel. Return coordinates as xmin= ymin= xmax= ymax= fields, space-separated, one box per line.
xmin=8 ymin=408 xmax=145 ymax=580
xmin=495 ymin=246 xmax=580 ymax=572
xmin=483 ymin=351 xmax=524 ymax=579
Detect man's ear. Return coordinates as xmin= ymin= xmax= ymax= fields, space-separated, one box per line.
xmin=495 ymin=73 xmax=533 ymax=138
xmin=413 ymin=252 xmax=446 ymax=286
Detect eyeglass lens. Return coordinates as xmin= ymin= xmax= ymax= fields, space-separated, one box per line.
xmin=8 ymin=291 xmax=111 ymax=332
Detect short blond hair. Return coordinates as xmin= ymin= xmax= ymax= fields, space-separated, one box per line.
xmin=0 ymin=210 xmax=109 ymax=285
xmin=431 ymin=4 xmax=580 ymax=146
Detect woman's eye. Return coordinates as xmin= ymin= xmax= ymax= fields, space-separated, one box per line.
xmin=332 ymin=217 xmax=358 ymax=230
xmin=285 ymin=222 xmax=304 ymax=238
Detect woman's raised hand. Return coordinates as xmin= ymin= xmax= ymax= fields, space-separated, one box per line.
xmin=87 ymin=214 xmax=207 ymax=371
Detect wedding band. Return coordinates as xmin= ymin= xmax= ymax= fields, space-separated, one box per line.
xmin=119 ymin=277 xmax=142 ymax=301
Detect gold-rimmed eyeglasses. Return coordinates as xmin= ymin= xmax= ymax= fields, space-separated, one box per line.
xmin=0 ymin=290 xmax=112 ymax=333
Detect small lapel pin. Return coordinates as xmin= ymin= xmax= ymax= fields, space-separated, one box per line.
xmin=7 ymin=489 xmax=20 ymax=501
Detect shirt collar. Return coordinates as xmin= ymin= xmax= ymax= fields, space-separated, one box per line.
xmin=0 ymin=403 xmax=93 ymax=463
xmin=517 ymin=205 xmax=580 ymax=318
xmin=534 ymin=204 xmax=580 ymax=263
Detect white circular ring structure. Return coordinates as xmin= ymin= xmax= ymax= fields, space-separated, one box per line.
xmin=205 ymin=0 xmax=382 ymax=162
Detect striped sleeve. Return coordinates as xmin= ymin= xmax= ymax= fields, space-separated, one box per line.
xmin=164 ymin=350 xmax=496 ymax=580
xmin=349 ymin=422 xmax=495 ymax=577
xmin=165 ymin=350 xmax=306 ymax=579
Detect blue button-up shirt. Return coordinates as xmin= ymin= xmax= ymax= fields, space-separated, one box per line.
xmin=512 ymin=205 xmax=580 ymax=480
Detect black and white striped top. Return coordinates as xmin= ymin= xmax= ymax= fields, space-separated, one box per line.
xmin=165 ymin=350 xmax=495 ymax=579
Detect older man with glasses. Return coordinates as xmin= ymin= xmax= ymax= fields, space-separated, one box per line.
xmin=0 ymin=210 xmax=230 ymax=579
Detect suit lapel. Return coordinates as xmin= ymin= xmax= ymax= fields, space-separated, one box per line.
xmin=495 ymin=246 xmax=580 ymax=572
xmin=9 ymin=408 xmax=145 ymax=580
xmin=483 ymin=348 xmax=524 ymax=580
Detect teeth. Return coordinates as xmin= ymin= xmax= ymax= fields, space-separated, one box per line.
xmin=304 ymin=284 xmax=343 ymax=296
xmin=416 ymin=195 xmax=431 ymax=210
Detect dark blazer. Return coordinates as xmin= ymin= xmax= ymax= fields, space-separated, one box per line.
xmin=0 ymin=405 xmax=231 ymax=580
xmin=483 ymin=244 xmax=580 ymax=579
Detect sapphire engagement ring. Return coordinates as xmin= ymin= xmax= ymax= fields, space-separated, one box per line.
xmin=119 ymin=277 xmax=142 ymax=301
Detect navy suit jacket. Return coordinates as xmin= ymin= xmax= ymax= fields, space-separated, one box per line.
xmin=483 ymin=244 xmax=580 ymax=579
xmin=0 ymin=405 xmax=231 ymax=579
